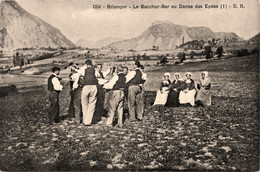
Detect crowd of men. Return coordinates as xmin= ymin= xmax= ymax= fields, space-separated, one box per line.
xmin=47 ymin=60 xmax=147 ymax=128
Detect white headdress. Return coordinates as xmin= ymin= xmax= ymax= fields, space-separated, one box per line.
xmin=185 ymin=72 xmax=192 ymax=77
xmin=201 ymin=71 xmax=208 ymax=78
xmin=164 ymin=73 xmax=170 ymax=77
xmin=174 ymin=73 xmax=181 ymax=79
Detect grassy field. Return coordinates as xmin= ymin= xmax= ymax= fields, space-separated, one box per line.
xmin=0 ymin=54 xmax=259 ymax=171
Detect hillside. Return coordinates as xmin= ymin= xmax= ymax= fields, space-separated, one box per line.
xmin=215 ymin=32 xmax=242 ymax=42
xmin=248 ymin=33 xmax=260 ymax=43
xmin=106 ymin=22 xmax=241 ymax=51
xmin=0 ymin=1 xmax=75 ymax=51
xmin=75 ymin=37 xmax=123 ymax=48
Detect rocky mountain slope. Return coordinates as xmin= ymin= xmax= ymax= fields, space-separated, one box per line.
xmin=248 ymin=33 xmax=260 ymax=43
xmin=0 ymin=1 xmax=75 ymax=51
xmin=106 ymin=21 xmax=241 ymax=51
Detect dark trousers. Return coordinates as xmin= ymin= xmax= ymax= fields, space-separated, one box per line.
xmin=104 ymin=89 xmax=112 ymax=111
xmin=68 ymin=89 xmax=75 ymax=118
xmin=93 ymin=85 xmax=105 ymax=123
xmin=49 ymin=91 xmax=60 ymax=124
xmin=73 ymin=88 xmax=82 ymax=124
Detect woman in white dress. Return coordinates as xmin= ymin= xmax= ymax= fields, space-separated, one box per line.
xmin=196 ymin=71 xmax=211 ymax=106
xmin=153 ymin=73 xmax=171 ymax=106
xmin=179 ymin=72 xmax=196 ymax=106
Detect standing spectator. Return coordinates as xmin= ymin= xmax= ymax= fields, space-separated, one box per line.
xmin=81 ymin=60 xmax=98 ymax=126
xmin=125 ymin=61 xmax=145 ymax=122
xmin=48 ymin=67 xmax=63 ymax=124
xmin=103 ymin=66 xmax=126 ymax=127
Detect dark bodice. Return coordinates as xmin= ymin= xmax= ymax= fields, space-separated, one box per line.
xmin=169 ymin=80 xmax=183 ymax=92
xmin=183 ymin=79 xmax=195 ymax=90
xmin=161 ymin=79 xmax=171 ymax=87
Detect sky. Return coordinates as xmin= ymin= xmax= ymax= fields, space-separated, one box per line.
xmin=16 ymin=0 xmax=260 ymax=43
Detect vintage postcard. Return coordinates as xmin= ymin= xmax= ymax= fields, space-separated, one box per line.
xmin=0 ymin=0 xmax=259 ymax=171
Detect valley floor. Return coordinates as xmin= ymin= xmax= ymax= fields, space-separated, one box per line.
xmin=0 ymin=55 xmax=259 ymax=171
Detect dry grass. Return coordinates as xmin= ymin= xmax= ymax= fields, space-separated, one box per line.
xmin=0 ymin=54 xmax=259 ymax=171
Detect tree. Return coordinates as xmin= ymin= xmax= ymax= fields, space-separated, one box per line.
xmin=177 ymin=52 xmax=186 ymax=63
xmin=137 ymin=54 xmax=141 ymax=60
xmin=159 ymin=56 xmax=168 ymax=65
xmin=216 ymin=46 xmax=224 ymax=59
xmin=190 ymin=51 xmax=195 ymax=59
xmin=142 ymin=53 xmax=150 ymax=60
xmin=204 ymin=43 xmax=213 ymax=59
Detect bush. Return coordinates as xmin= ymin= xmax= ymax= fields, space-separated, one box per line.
xmin=251 ymin=48 xmax=259 ymax=55
xmin=177 ymin=52 xmax=186 ymax=62
xmin=237 ymin=49 xmax=249 ymax=57
xmin=159 ymin=57 xmax=168 ymax=65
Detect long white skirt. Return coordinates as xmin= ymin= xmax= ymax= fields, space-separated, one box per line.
xmin=153 ymin=87 xmax=169 ymax=106
xmin=179 ymin=89 xmax=196 ymax=106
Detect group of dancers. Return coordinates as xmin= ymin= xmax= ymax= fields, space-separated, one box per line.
xmin=48 ymin=60 xmax=211 ymax=127
xmin=153 ymin=71 xmax=211 ymax=107
xmin=47 ymin=60 xmax=147 ymax=127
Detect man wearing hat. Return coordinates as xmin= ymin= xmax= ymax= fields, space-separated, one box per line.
xmin=68 ymin=62 xmax=79 ymax=119
xmin=125 ymin=61 xmax=146 ymax=122
xmin=48 ymin=67 xmax=63 ymax=124
xmin=103 ymin=65 xmax=126 ymax=127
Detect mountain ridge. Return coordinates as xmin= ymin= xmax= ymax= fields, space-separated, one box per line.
xmin=0 ymin=1 xmax=75 ymax=51
xmin=106 ymin=22 xmax=241 ymax=50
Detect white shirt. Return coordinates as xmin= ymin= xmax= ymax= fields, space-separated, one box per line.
xmin=77 ymin=65 xmax=87 ymax=76
xmin=125 ymin=70 xmax=137 ymax=83
xmin=103 ymin=75 xmax=119 ymax=89
xmin=95 ymin=69 xmax=110 ymax=85
xmin=72 ymin=72 xmax=81 ymax=90
xmin=142 ymin=72 xmax=147 ymax=81
xmin=51 ymin=73 xmax=63 ymax=91
xmin=95 ymin=69 xmax=110 ymax=78
xmin=125 ymin=68 xmax=147 ymax=83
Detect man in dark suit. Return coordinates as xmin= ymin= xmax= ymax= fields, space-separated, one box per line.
xmin=48 ymin=67 xmax=63 ymax=124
